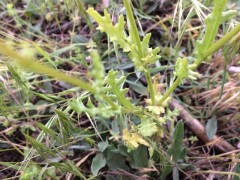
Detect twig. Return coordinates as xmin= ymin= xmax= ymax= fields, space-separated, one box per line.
xmin=169 ymin=99 xmax=235 ymax=153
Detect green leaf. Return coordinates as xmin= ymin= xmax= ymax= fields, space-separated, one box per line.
xmin=74 ymin=0 xmax=93 ymax=30
xmin=20 ymin=164 xmax=40 ymax=180
xmin=87 ymin=7 xmax=160 ymax=72
xmin=126 ymin=76 xmax=148 ymax=96
xmin=33 ymin=43 xmax=56 ymax=68
xmin=98 ymin=140 xmax=108 ymax=152
xmin=91 ymin=153 xmax=106 ymax=176
xmin=137 ymin=119 xmax=158 ymax=137
xmin=0 ymin=162 xmax=20 ymax=171
xmin=55 ymin=109 xmax=78 ymax=141
xmin=87 ymin=8 xmax=130 ymax=52
xmin=195 ymin=0 xmax=229 ymax=60
xmin=206 ymin=117 xmax=217 ymax=140
xmin=35 ymin=122 xmax=63 ymax=144
xmin=175 ymin=57 xmax=188 ymax=79
xmin=161 ymin=121 xmax=184 ymax=179
xmin=104 ymin=70 xmax=133 ymax=109
xmin=129 ymin=145 xmax=148 ymax=168
xmin=105 ymin=150 xmax=129 ymax=171
xmin=50 ymin=44 xmax=75 ymax=57
xmin=70 ymin=98 xmax=120 ymax=118
xmin=170 ymin=121 xmax=184 ymax=162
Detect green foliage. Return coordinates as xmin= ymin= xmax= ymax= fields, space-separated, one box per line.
xmin=104 ymin=70 xmax=134 ymax=109
xmin=194 ymin=0 xmax=237 ymax=64
xmin=0 ymin=0 xmax=240 ymax=179
xmin=87 ymin=7 xmax=161 ymax=72
xmin=91 ymin=153 xmax=106 ymax=176
xmin=20 ymin=164 xmax=40 ymax=180
xmin=158 ymin=0 xmax=240 ymax=105
xmin=175 ymin=57 xmax=188 ymax=80
xmin=7 ymin=3 xmax=22 ymax=28
xmin=137 ymin=118 xmax=158 ymax=137
xmin=70 ymin=98 xmax=120 ymax=118
xmin=161 ymin=121 xmax=184 ymax=179
xmin=129 ymin=145 xmax=149 ymax=168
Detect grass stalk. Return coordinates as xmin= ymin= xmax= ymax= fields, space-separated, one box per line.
xmin=123 ymin=0 xmax=156 ymax=105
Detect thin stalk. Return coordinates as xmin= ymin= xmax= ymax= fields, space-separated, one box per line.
xmin=158 ymin=77 xmax=182 ymax=105
xmin=159 ymin=23 xmax=240 ymax=105
xmin=123 ymin=0 xmax=143 ymax=58
xmin=123 ymin=0 xmax=156 ymax=104
xmin=192 ymin=23 xmax=240 ymax=69
xmin=144 ymin=68 xmax=156 ymax=105
xmin=0 ymin=43 xmax=118 ymax=109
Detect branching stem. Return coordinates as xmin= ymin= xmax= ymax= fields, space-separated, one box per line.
xmin=159 ymin=23 xmax=240 ymax=105
xmin=123 ymin=0 xmax=156 ymax=104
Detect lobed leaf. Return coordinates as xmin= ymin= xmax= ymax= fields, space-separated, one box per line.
xmin=87 ymin=8 xmax=130 ymax=52
xmin=137 ymin=119 xmax=158 ymax=137
xmin=195 ymin=0 xmax=230 ymax=60
xmin=175 ymin=57 xmax=188 ymax=79
xmin=104 ymin=70 xmax=134 ymax=109
xmin=87 ymin=8 xmax=161 ymax=71
xmin=122 ymin=129 xmax=149 ymax=151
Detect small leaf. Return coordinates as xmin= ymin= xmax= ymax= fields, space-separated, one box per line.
xmin=104 ymin=70 xmax=133 ymax=109
xmin=126 ymin=77 xmax=148 ymax=96
xmin=170 ymin=121 xmax=184 ymax=162
xmin=206 ymin=117 xmax=217 ymax=140
xmin=122 ymin=129 xmax=149 ymax=150
xmin=175 ymin=57 xmax=188 ymax=79
xmin=24 ymin=134 xmax=55 ymax=158
xmin=91 ymin=153 xmax=106 ymax=176
xmin=87 ymin=7 xmax=160 ymax=72
xmin=161 ymin=121 xmax=184 ymax=179
xmin=33 ymin=43 xmax=56 ymax=68
xmin=98 ymin=140 xmax=108 ymax=152
xmin=137 ymin=119 xmax=158 ymax=137
xmin=35 ymin=122 xmax=63 ymax=144
xmin=20 ymin=164 xmax=40 ymax=180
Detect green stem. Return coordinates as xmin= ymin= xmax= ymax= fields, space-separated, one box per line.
xmin=144 ymin=68 xmax=156 ymax=105
xmin=0 ymin=43 xmax=118 ymax=109
xmin=123 ymin=0 xmax=143 ymax=58
xmin=192 ymin=23 xmax=240 ymax=69
xmin=159 ymin=23 xmax=240 ymax=105
xmin=159 ymin=77 xmax=182 ymax=105
xmin=123 ymin=0 xmax=156 ymax=104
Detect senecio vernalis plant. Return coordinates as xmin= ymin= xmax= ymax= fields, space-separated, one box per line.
xmin=86 ymin=0 xmax=239 ymax=150
xmin=0 ymin=0 xmax=240 ymax=154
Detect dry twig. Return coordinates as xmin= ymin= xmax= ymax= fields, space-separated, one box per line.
xmin=169 ymin=99 xmax=235 ymax=153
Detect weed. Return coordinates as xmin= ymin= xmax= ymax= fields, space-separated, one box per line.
xmin=0 ymin=0 xmax=240 ymax=179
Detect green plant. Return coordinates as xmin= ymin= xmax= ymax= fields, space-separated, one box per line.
xmin=0 ymin=0 xmax=240 ymax=179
